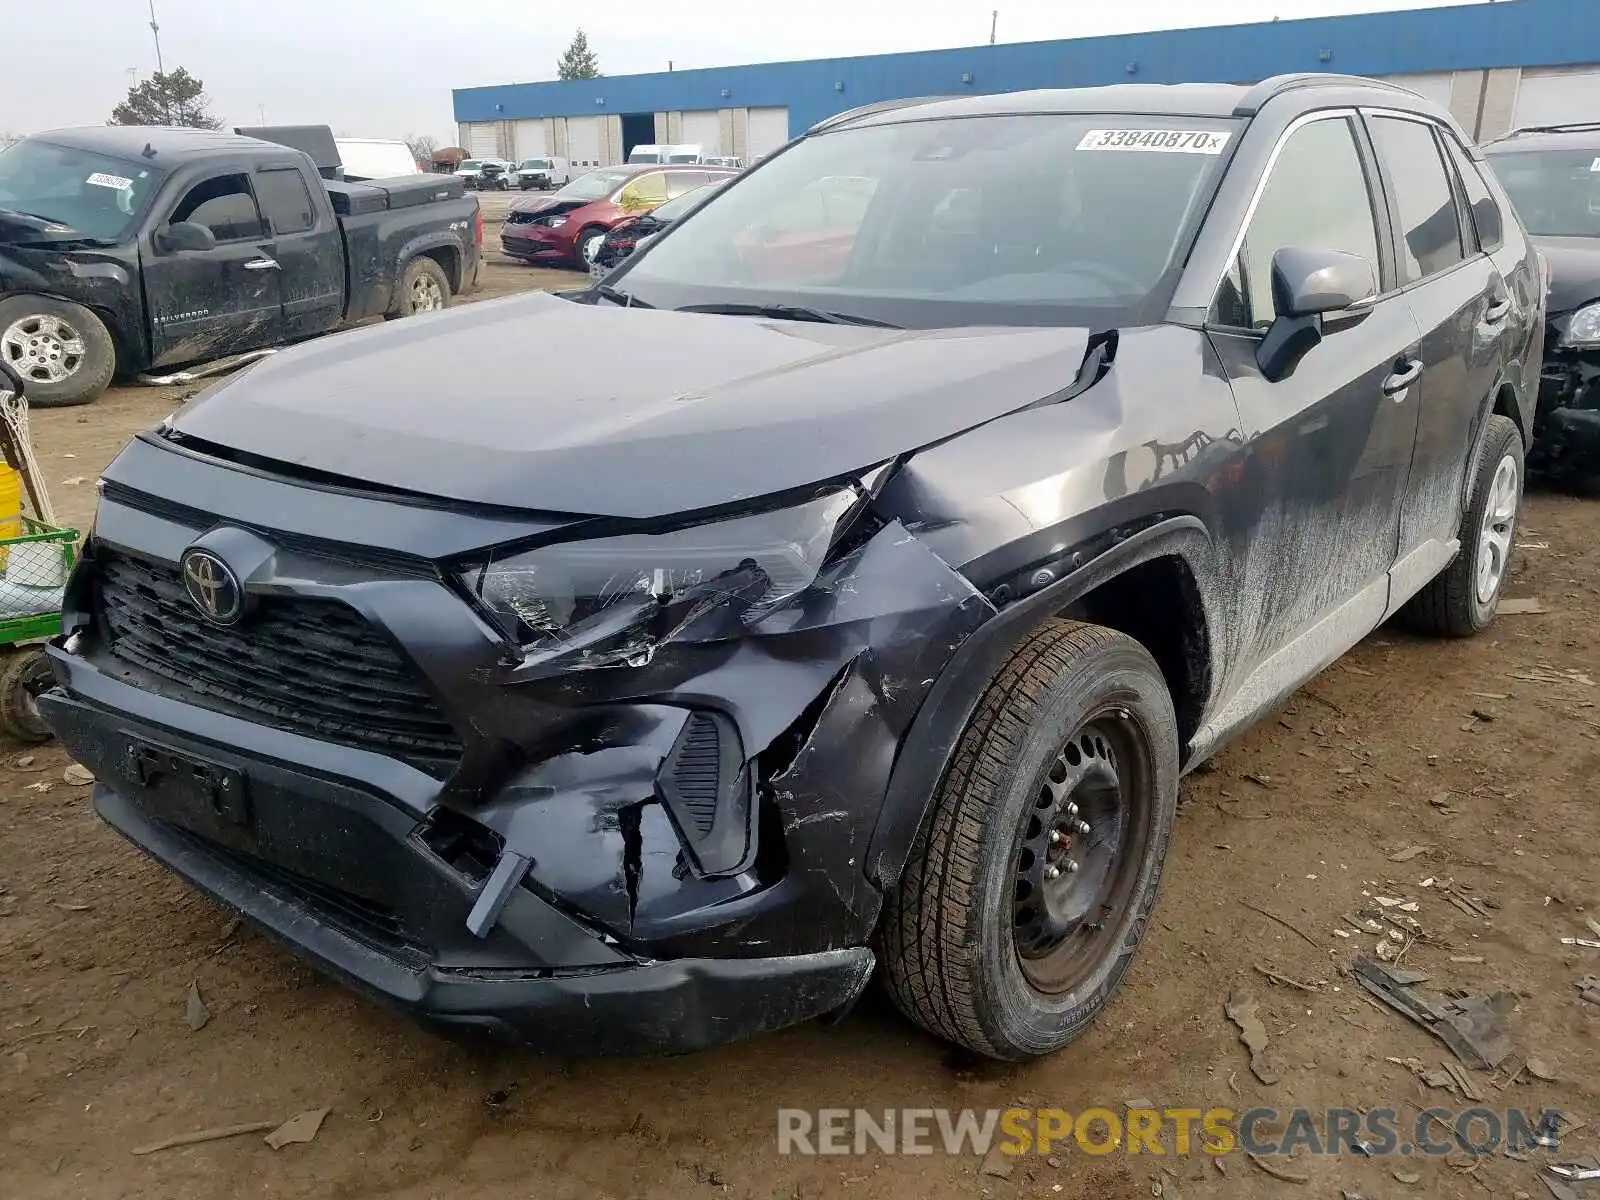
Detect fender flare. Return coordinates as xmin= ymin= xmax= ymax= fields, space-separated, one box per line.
xmin=863 ymin=514 xmax=1219 ymax=893
xmin=392 ymin=231 xmax=468 ymax=293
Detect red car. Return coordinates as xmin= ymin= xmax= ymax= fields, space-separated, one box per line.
xmin=501 ymin=163 xmax=737 ymax=268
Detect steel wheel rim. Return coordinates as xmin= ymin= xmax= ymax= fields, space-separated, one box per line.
xmin=1010 ymin=707 xmax=1153 ymax=994
xmin=1 ymin=314 xmax=86 ymax=384
xmin=1476 ymin=453 xmax=1519 ymax=606
xmin=411 ymin=275 xmax=444 ymax=312
xmin=581 ymin=233 xmax=603 ymax=265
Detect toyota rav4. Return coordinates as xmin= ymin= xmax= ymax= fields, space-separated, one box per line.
xmin=42 ymin=75 xmax=1542 ymax=1061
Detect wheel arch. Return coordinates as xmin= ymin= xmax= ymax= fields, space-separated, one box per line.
xmin=865 ymin=515 xmax=1220 ymax=895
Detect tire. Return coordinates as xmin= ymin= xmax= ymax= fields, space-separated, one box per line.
xmin=0 ymin=295 xmax=115 ymax=408
xmin=880 ymin=619 xmax=1179 ymax=1060
xmin=1403 ymin=414 xmax=1524 ymax=638
xmin=575 ymin=227 xmax=607 ymax=269
xmin=385 ymin=257 xmax=452 ymax=320
xmin=0 ymin=648 xmax=55 ymax=744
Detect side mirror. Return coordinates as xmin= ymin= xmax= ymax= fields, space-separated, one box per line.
xmin=1258 ymin=246 xmax=1377 ymax=382
xmin=156 ymin=220 xmax=217 ymax=254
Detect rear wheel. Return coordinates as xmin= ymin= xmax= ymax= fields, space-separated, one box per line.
xmin=1403 ymin=414 xmax=1524 ymax=637
xmin=386 ymin=257 xmax=452 ymax=319
xmin=0 ymin=295 xmax=115 ymax=408
xmin=0 ymin=648 xmax=55 ymax=744
xmin=880 ymin=619 xmax=1179 ymax=1060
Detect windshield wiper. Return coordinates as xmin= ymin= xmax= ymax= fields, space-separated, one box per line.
xmin=676 ymin=302 xmax=900 ymax=328
xmin=593 ymin=284 xmax=653 ymax=309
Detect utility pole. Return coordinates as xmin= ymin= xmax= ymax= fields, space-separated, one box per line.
xmin=258 ymin=104 xmax=267 ymax=125
xmin=990 ymin=9 xmax=998 ymax=44
xmin=146 ymin=0 xmax=169 ymax=123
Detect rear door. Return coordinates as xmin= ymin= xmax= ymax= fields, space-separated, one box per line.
xmin=1205 ymin=112 xmax=1423 ymax=662
xmin=1364 ymin=112 xmax=1508 ymax=598
xmin=252 ymin=165 xmax=344 ymax=341
xmin=142 ymin=170 xmax=284 ymax=368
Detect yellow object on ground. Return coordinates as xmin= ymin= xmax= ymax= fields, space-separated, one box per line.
xmin=0 ymin=464 xmax=22 ymax=568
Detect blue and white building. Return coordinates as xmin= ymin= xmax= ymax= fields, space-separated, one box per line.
xmin=453 ymin=0 xmax=1600 ymax=167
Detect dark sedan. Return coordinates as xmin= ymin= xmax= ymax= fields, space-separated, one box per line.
xmin=590 ymin=177 xmax=731 ymax=275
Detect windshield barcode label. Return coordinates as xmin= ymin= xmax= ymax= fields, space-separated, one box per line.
xmin=1076 ymin=130 xmax=1232 ymax=154
xmin=85 ymin=172 xmax=133 ymax=189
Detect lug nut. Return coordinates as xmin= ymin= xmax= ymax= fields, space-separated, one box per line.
xmin=1063 ymin=860 xmax=1080 ymax=874
xmin=1045 ymin=865 xmax=1061 ymax=880
xmin=1049 ymin=829 xmax=1063 ymax=845
xmin=1074 ymin=819 xmax=1091 ymax=835
xmin=1065 ymin=802 xmax=1078 ymax=817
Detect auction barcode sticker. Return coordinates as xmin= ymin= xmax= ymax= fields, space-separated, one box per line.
xmin=1076 ymin=129 xmax=1232 ymax=154
xmin=85 ymin=172 xmax=134 ymax=189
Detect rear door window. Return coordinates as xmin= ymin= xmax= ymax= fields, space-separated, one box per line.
xmin=1368 ymin=116 xmax=1466 ymax=283
xmin=253 ymin=168 xmax=316 ymax=235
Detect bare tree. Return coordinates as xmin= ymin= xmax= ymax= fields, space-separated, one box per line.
xmin=404 ymin=134 xmax=438 ymax=165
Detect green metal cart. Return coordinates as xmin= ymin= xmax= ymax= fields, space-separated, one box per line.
xmin=0 ymin=518 xmax=77 ymax=742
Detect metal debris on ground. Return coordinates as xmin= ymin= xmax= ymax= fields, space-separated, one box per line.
xmin=132 ymin=1121 xmax=278 ymax=1155
xmin=264 ymin=1107 xmax=329 ymax=1150
xmin=1578 ymin=976 xmax=1600 ymax=1006
xmin=1546 ymin=1160 xmax=1600 ymax=1182
xmin=1559 ymin=937 xmax=1600 ymax=949
xmin=183 ymin=981 xmax=209 ymax=1032
xmin=1225 ymin=992 xmax=1280 ymax=1086
xmin=1353 ymin=958 xmax=1516 ymax=1069
xmin=1247 ymin=1154 xmax=1308 ymax=1184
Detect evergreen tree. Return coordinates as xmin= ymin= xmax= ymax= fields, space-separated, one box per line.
xmin=110 ymin=68 xmax=223 ymax=129
xmin=557 ymin=29 xmax=601 ymax=80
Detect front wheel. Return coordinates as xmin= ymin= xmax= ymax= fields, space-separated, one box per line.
xmin=385 ymin=257 xmax=452 ymax=319
xmin=0 ymin=295 xmax=115 ymax=408
xmin=0 ymin=648 xmax=55 ymax=744
xmin=576 ymin=227 xmax=606 ymax=269
xmin=880 ymin=619 xmax=1179 ymax=1060
xmin=1403 ymin=413 xmax=1525 ymax=637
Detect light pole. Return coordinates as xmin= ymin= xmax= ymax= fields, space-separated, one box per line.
xmin=147 ymin=0 xmax=165 ymax=76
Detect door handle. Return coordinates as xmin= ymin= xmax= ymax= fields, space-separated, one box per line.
xmin=1382 ymin=358 xmax=1423 ymax=398
xmin=242 ymin=257 xmax=280 ymax=271
xmin=1482 ymin=296 xmax=1511 ymax=324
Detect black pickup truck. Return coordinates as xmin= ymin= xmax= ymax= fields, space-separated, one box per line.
xmin=0 ymin=125 xmax=482 ymax=406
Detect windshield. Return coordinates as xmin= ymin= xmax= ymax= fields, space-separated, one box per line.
xmin=556 ymin=168 xmax=634 ymax=201
xmin=666 ymin=153 xmax=699 ymax=163
xmin=458 ymin=160 xmax=484 ymax=170
xmin=519 ymin=159 xmax=551 ymax=170
xmin=1485 ymin=147 xmax=1600 ymax=237
xmin=617 ymin=113 xmax=1236 ymax=327
xmin=649 ymin=179 xmax=729 ymax=223
xmin=0 ymin=139 xmax=164 ymax=241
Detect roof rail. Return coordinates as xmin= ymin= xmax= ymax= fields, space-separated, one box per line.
xmin=1232 ymin=72 xmax=1422 ymax=117
xmin=808 ymin=95 xmax=958 ymax=133
xmin=1503 ymin=121 xmax=1600 ymax=137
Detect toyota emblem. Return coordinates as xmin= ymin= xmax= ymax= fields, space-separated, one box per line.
xmin=180 ymin=548 xmax=244 ymax=625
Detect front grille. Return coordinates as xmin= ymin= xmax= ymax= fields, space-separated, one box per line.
xmin=97 ymin=552 xmax=463 ymax=776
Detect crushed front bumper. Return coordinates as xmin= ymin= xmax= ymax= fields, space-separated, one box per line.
xmin=1532 ymin=341 xmax=1600 ymax=486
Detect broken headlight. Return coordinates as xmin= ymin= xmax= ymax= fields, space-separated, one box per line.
xmin=462 ymin=488 xmax=860 ymax=673
xmin=1562 ymin=301 xmax=1600 ymax=347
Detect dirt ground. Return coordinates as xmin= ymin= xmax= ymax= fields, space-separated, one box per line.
xmin=1 ymin=219 xmax=1597 ymax=1199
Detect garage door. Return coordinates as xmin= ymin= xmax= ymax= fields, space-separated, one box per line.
xmin=1515 ymin=67 xmax=1600 ymax=129
xmin=466 ymin=123 xmax=499 ymax=157
xmin=565 ymin=115 xmax=604 ymax=169
xmin=746 ymin=107 xmax=790 ymax=159
xmin=1377 ymin=73 xmax=1455 ymax=111
xmin=514 ymin=120 xmax=546 ymax=160
xmin=680 ymin=110 xmax=722 ymax=156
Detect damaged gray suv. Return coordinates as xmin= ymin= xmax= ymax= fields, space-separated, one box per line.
xmin=42 ymin=74 xmax=1542 ymax=1061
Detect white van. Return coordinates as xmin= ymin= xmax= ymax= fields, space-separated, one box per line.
xmin=335 ymin=138 xmax=422 ymax=181
xmin=513 ymin=156 xmax=572 ymax=190
xmin=628 ymin=144 xmax=666 ymax=164
xmin=663 ymin=143 xmax=705 ymax=164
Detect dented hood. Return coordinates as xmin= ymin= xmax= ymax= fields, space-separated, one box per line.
xmin=171 ymin=291 xmax=1092 ymax=518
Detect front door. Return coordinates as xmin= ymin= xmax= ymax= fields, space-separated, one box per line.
xmin=142 ymin=171 xmax=283 ymax=368
xmin=1366 ymin=114 xmax=1510 ymax=597
xmin=252 ymin=166 xmax=344 ymax=342
xmin=1205 ymin=113 xmax=1423 ymax=671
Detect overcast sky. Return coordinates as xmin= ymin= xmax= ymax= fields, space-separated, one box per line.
xmin=5 ymin=0 xmax=1481 ymax=144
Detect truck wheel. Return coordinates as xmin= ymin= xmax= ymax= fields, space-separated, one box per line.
xmin=879 ymin=619 xmax=1178 ymax=1060
xmin=0 ymin=296 xmax=115 ymax=408
xmin=0 ymin=648 xmax=56 ymax=744
xmin=1403 ymin=414 xmax=1524 ymax=637
xmin=386 ymin=257 xmax=452 ymax=319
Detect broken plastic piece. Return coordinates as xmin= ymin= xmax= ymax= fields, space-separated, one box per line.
xmin=465 ymin=850 xmax=533 ymax=938
xmin=1353 ymin=957 xmax=1515 ymax=1070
